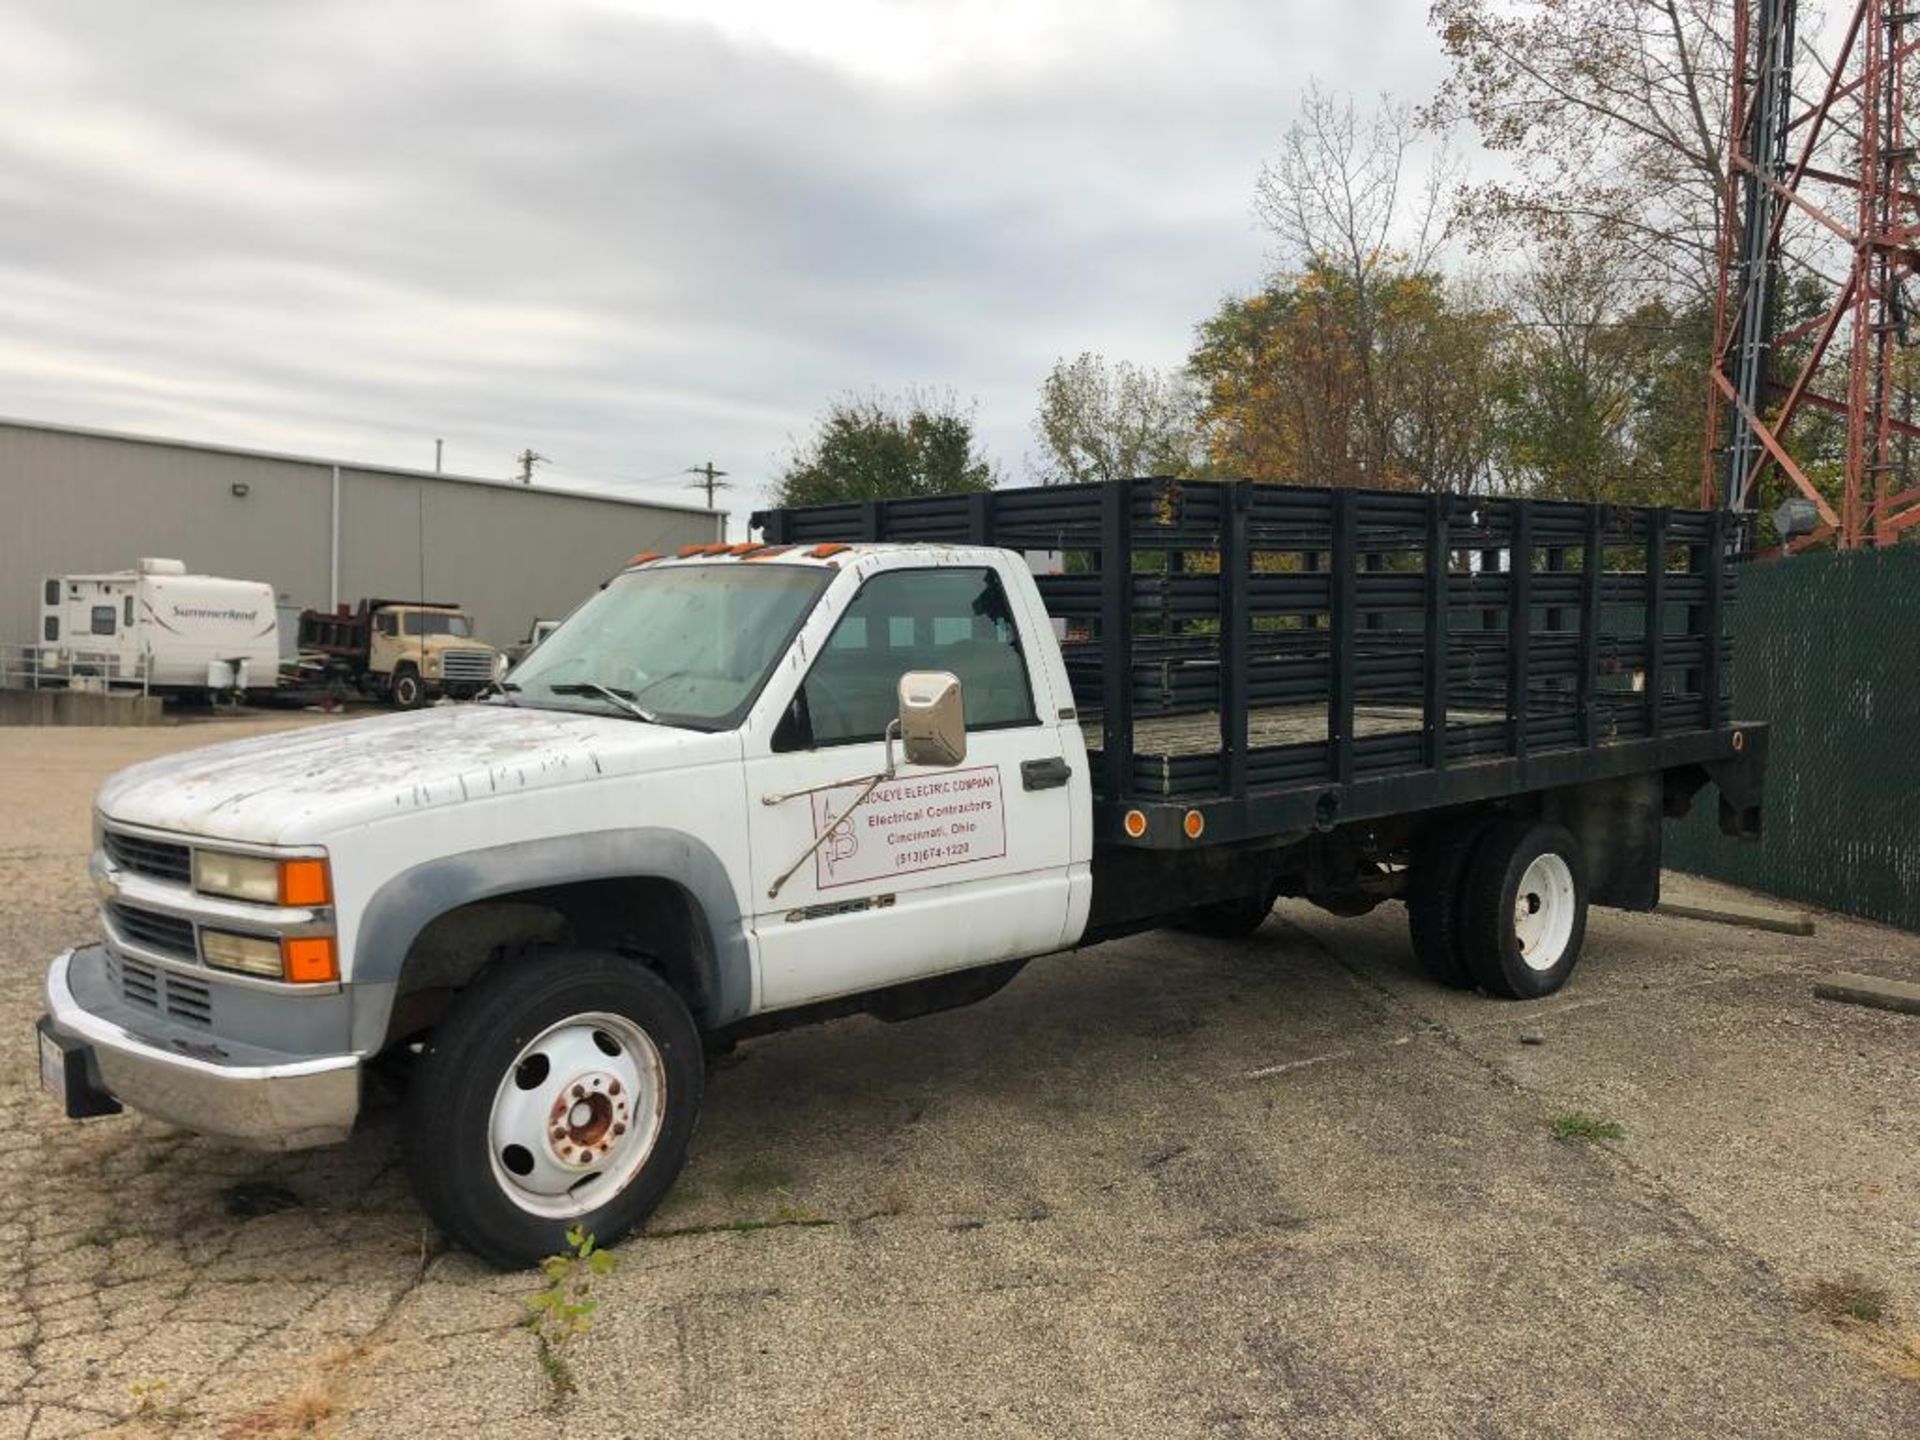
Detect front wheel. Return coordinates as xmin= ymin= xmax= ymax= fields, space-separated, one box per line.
xmin=403 ymin=949 xmax=704 ymax=1267
xmin=1462 ymin=820 xmax=1588 ymax=999
xmin=390 ymin=665 xmax=425 ymax=709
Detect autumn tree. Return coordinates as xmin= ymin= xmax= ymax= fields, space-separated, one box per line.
xmin=772 ymin=391 xmax=998 ymax=508
xmin=1190 ymin=262 xmax=1503 ymax=491
xmin=1031 ymin=353 xmax=1201 ymax=485
xmin=1189 ymin=87 xmax=1499 ymax=491
xmin=1426 ymin=0 xmax=1734 ymax=303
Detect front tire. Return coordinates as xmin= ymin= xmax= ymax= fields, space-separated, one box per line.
xmin=1461 ymin=820 xmax=1588 ymax=999
xmin=403 ymin=949 xmax=704 ymax=1267
xmin=390 ymin=665 xmax=424 ymax=709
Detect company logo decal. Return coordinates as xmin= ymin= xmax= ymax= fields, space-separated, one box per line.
xmin=809 ymin=765 xmax=1007 ymax=889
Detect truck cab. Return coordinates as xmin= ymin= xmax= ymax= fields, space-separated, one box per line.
xmin=39 ymin=544 xmax=1090 ymax=1265
xmin=369 ymin=603 xmax=500 ymax=706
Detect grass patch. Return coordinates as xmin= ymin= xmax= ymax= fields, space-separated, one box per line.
xmin=1550 ymin=1112 xmax=1626 ymax=1142
xmin=1803 ymin=1273 xmax=1892 ymax=1327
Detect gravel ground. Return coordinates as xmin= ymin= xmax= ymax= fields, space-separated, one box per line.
xmin=1 ymin=716 xmax=1916 ymax=1439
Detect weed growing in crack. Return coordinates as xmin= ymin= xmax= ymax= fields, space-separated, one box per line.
xmin=1550 ymin=1112 xmax=1625 ymax=1142
xmin=526 ymin=1226 xmax=618 ymax=1402
xmin=129 ymin=1379 xmax=190 ymax=1429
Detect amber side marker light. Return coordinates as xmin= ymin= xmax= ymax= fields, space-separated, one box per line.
xmin=279 ymin=858 xmax=332 ymax=907
xmin=282 ymin=936 xmax=339 ymax=984
xmin=1183 ymin=810 xmax=1205 ymax=840
xmin=1123 ymin=809 xmax=1148 ymax=839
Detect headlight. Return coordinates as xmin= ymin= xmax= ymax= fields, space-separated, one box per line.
xmin=425 ymin=653 xmax=443 ymax=676
xmin=201 ymin=930 xmax=340 ymax=983
xmin=200 ymin=929 xmax=283 ymax=978
xmin=193 ymin=850 xmax=278 ymax=903
xmin=193 ymin=851 xmax=333 ymax=906
xmin=493 ymin=652 xmax=509 ymax=679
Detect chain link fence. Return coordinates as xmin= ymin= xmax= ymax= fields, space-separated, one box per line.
xmin=1666 ymin=545 xmax=1920 ymax=931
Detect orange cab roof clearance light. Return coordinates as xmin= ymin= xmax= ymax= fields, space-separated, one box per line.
xmin=809 ymin=543 xmax=851 ymax=559
xmin=626 ymin=551 xmax=663 ymax=567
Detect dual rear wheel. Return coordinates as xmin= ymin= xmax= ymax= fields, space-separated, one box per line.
xmin=1408 ymin=815 xmax=1588 ymax=998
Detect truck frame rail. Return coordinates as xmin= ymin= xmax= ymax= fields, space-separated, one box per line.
xmin=753 ymin=478 xmax=1758 ymax=850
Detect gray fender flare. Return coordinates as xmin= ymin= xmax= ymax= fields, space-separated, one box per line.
xmin=347 ymin=828 xmax=751 ymax=1052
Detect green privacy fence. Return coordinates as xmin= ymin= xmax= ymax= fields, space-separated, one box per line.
xmin=1665 ymin=544 xmax=1920 ymax=931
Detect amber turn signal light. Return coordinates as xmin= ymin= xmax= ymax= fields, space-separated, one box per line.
xmin=279 ymin=858 xmax=332 ymax=907
xmin=282 ymin=936 xmax=339 ymax=984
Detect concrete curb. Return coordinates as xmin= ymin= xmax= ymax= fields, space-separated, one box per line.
xmin=1654 ymin=898 xmax=1816 ymax=936
xmin=1813 ymin=972 xmax=1920 ymax=1016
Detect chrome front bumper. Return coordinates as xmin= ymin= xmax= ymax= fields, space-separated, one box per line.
xmin=41 ymin=946 xmax=360 ymax=1150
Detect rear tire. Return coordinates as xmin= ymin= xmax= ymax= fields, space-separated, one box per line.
xmin=403 ymin=949 xmax=704 ymax=1268
xmin=1461 ymin=820 xmax=1588 ymax=999
xmin=1406 ymin=812 xmax=1494 ymax=988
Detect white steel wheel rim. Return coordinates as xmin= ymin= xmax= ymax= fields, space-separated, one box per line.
xmin=1512 ymin=852 xmax=1576 ymax=972
xmin=486 ymin=1011 xmax=667 ymax=1219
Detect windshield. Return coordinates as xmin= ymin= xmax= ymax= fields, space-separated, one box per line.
xmin=405 ymin=612 xmax=474 ymax=638
xmin=508 ymin=564 xmax=830 ymax=728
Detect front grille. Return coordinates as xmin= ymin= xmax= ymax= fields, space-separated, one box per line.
xmin=107 ymin=951 xmax=212 ymax=1028
xmin=441 ymin=648 xmax=494 ymax=681
xmin=104 ymin=829 xmax=192 ymax=884
xmin=108 ymin=902 xmax=197 ymax=962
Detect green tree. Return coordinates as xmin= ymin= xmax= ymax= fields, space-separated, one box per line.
xmin=772 ymin=391 xmax=998 ymax=508
xmin=1031 ymin=352 xmax=1201 ymax=485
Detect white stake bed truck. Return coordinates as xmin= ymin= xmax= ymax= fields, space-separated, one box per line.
xmin=37 ymin=479 xmax=1768 ymax=1267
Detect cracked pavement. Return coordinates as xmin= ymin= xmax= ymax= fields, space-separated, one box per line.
xmin=2 ymin=718 xmax=1917 ymax=1437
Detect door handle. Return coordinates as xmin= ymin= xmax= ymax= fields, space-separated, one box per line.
xmin=1021 ymin=757 xmax=1072 ymax=791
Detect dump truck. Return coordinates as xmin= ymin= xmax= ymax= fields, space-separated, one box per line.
xmin=36 ymin=478 xmax=1766 ymax=1266
xmin=296 ymin=597 xmax=504 ymax=707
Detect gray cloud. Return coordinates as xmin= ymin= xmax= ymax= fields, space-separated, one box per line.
xmin=0 ymin=0 xmax=1453 ymax=516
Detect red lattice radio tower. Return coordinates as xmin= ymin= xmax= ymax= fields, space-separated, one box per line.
xmin=1707 ymin=0 xmax=1920 ymax=549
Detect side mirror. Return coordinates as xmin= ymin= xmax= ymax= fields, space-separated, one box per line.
xmin=897 ymin=670 xmax=966 ymax=768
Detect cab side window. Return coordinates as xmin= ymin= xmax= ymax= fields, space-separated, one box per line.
xmin=790 ymin=568 xmax=1037 ymax=748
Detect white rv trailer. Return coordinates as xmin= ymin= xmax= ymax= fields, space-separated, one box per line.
xmin=38 ymin=559 xmax=278 ymax=695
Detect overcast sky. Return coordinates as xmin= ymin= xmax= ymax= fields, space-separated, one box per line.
xmin=0 ymin=0 xmax=1456 ymax=522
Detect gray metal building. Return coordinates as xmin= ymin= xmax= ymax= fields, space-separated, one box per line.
xmin=0 ymin=418 xmax=726 ymax=650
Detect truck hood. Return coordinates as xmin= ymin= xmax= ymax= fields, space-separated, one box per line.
xmin=95 ymin=704 xmax=739 ymax=845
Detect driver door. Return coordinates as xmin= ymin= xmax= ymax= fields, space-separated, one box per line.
xmin=742 ymin=560 xmax=1078 ymax=1010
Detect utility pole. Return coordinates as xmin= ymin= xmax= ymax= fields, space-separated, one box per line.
xmin=515 ymin=448 xmax=547 ymax=485
xmin=686 ymin=461 xmax=731 ymax=509
xmin=434 ymin=438 xmax=444 ymax=473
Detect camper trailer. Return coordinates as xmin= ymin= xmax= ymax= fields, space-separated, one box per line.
xmin=37 ymin=559 xmax=278 ymax=697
